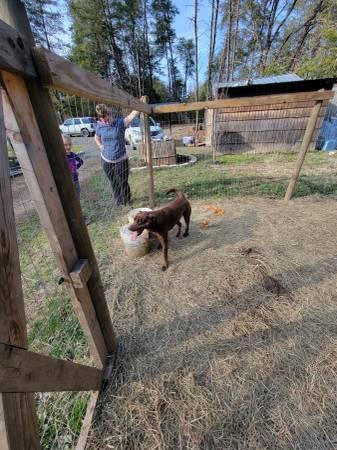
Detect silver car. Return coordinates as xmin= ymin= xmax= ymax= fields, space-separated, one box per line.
xmin=59 ymin=117 xmax=96 ymax=137
xmin=125 ymin=117 xmax=165 ymax=146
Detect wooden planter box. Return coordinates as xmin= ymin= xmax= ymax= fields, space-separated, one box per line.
xmin=138 ymin=140 xmax=177 ymax=166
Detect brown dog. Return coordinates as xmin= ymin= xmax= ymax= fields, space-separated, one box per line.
xmin=129 ymin=188 xmax=191 ymax=270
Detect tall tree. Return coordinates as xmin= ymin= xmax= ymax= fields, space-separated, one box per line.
xmin=194 ymin=0 xmax=199 ymax=133
xmin=207 ymin=0 xmax=219 ymax=99
xmin=151 ymin=0 xmax=180 ymax=100
xmin=24 ymin=0 xmax=64 ymax=50
xmin=176 ymin=38 xmax=195 ymax=98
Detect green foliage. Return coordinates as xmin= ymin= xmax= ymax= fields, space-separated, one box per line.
xmin=24 ymin=0 xmax=64 ymax=50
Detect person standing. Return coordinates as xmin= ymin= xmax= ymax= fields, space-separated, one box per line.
xmin=95 ymin=104 xmax=141 ymax=206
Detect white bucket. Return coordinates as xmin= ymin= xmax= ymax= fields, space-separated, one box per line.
xmin=120 ymin=225 xmax=150 ymax=258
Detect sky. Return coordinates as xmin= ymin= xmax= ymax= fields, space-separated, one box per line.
xmin=172 ymin=0 xmax=214 ymax=86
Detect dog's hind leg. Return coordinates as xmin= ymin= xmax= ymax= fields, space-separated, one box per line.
xmin=183 ymin=206 xmax=191 ymax=237
xmin=176 ymin=221 xmax=182 ymax=237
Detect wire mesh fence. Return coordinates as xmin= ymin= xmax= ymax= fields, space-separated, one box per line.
xmin=5 ymin=87 xmax=337 ymax=448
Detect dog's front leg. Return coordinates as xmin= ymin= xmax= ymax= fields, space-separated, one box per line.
xmin=156 ymin=233 xmax=169 ymax=271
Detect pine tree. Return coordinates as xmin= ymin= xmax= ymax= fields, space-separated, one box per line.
xmin=151 ymin=0 xmax=181 ymax=100
xmin=24 ymin=0 xmax=64 ymax=50
xmin=176 ymin=38 xmax=195 ymax=99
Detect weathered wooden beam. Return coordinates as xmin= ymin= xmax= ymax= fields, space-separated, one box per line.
xmin=75 ymin=391 xmax=99 ymax=450
xmin=0 ymin=343 xmax=102 ymax=393
xmin=151 ymin=91 xmax=334 ymax=114
xmin=32 ymin=47 xmax=152 ymax=114
xmin=0 ymin=76 xmax=40 ymax=449
xmin=284 ymin=100 xmax=323 ymax=201
xmin=24 ymin=77 xmax=117 ymax=357
xmin=70 ymin=259 xmax=92 ymax=289
xmin=1 ymin=76 xmax=107 ymax=369
xmin=0 ymin=19 xmax=36 ymax=77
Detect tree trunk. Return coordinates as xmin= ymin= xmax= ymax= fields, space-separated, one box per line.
xmin=230 ymin=0 xmax=240 ymax=81
xmin=194 ymin=0 xmax=199 ymax=135
xmin=143 ymin=0 xmax=154 ymax=96
xmin=207 ymin=0 xmax=216 ymax=99
xmin=225 ymin=0 xmax=233 ymax=81
xmin=38 ymin=0 xmax=51 ymax=50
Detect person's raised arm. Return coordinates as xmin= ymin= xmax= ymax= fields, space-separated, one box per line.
xmin=124 ymin=96 xmax=147 ymax=127
xmin=124 ymin=110 xmax=140 ymax=128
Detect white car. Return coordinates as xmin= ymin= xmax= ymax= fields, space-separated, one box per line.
xmin=125 ymin=117 xmax=165 ymax=146
xmin=59 ymin=117 xmax=96 ymax=137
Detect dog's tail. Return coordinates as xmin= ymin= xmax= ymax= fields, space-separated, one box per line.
xmin=166 ymin=188 xmax=186 ymax=199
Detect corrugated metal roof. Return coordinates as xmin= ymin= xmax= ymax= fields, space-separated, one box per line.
xmin=216 ymin=73 xmax=302 ymax=89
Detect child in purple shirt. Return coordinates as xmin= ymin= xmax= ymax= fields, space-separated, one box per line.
xmin=62 ymin=134 xmax=83 ymax=199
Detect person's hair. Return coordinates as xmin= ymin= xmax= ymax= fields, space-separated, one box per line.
xmin=96 ymin=103 xmax=121 ymax=119
xmin=62 ymin=134 xmax=72 ymax=143
xmin=96 ymin=103 xmax=109 ymax=119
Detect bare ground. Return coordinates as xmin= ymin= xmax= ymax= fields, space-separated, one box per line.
xmin=86 ymin=196 xmax=337 ymax=450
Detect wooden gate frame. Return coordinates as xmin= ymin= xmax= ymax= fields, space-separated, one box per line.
xmin=0 ymin=1 xmax=334 ymax=449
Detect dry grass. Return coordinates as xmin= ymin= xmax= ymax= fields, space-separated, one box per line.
xmin=87 ymin=196 xmax=337 ymax=449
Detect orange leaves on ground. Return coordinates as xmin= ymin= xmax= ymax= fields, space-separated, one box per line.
xmin=199 ymin=220 xmax=210 ymax=229
xmin=204 ymin=204 xmax=225 ymax=216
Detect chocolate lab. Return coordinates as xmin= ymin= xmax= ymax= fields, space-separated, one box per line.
xmin=129 ymin=188 xmax=191 ymax=270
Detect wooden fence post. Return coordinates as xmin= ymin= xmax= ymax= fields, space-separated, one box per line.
xmin=141 ymin=96 xmax=155 ymax=208
xmin=0 ymin=83 xmax=40 ymax=450
xmin=0 ymin=0 xmax=116 ymax=355
xmin=284 ymin=100 xmax=323 ymax=201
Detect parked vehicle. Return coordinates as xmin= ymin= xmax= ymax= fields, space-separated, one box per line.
xmin=59 ymin=117 xmax=96 ymax=137
xmin=125 ymin=117 xmax=165 ymax=146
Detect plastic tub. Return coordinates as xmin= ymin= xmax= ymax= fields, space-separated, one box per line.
xmin=182 ymin=136 xmax=194 ymax=146
xmin=120 ymin=225 xmax=150 ymax=257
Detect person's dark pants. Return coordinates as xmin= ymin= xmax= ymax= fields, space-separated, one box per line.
xmin=102 ymin=158 xmax=131 ymax=206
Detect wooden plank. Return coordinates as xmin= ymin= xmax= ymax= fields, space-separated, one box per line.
xmin=32 ymin=47 xmax=151 ymax=114
xmin=70 ymin=259 xmax=92 ymax=288
xmin=0 ymin=19 xmax=36 ymax=77
xmin=141 ymin=96 xmax=155 ymax=208
xmin=151 ymin=91 xmax=334 ymax=114
xmin=1 ymin=393 xmax=40 ymax=449
xmin=0 ymin=92 xmax=27 ymax=348
xmin=217 ymin=109 xmax=325 ymax=123
xmin=0 ymin=78 xmax=40 ymax=448
xmin=216 ymin=99 xmax=329 ymax=114
xmin=216 ymin=128 xmax=306 ymax=145
xmin=284 ymin=101 xmax=323 ymax=201
xmin=1 ymin=74 xmax=107 ymax=369
xmin=217 ymin=116 xmax=310 ymax=133
xmin=75 ymin=391 xmax=99 ymax=450
xmin=24 ymin=77 xmax=117 ymax=357
xmin=0 ymin=343 xmax=102 ymax=392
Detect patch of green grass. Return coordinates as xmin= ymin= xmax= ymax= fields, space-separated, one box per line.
xmin=126 ymin=155 xmax=337 ymax=202
xmin=216 ymin=151 xmax=333 ymax=166
xmin=72 ymin=144 xmax=83 ymax=153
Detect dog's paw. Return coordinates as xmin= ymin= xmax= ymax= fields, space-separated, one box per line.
xmin=183 ymin=232 xmax=189 ymax=237
xmin=161 ymin=265 xmax=167 ymax=272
